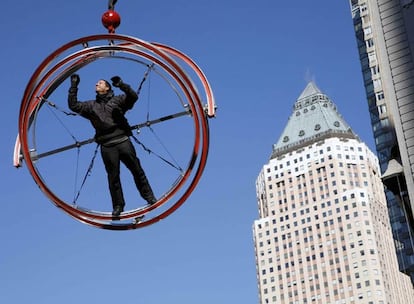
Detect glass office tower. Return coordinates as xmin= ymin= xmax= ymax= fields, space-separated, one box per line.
xmin=349 ymin=0 xmax=414 ymax=282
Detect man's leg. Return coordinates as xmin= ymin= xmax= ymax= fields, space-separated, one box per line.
xmin=101 ymin=145 xmax=125 ymax=214
xmin=119 ymin=140 xmax=156 ymax=204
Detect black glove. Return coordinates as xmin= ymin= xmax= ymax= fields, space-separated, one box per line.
xmin=111 ymin=76 xmax=123 ymax=87
xmin=71 ymin=74 xmax=80 ymax=87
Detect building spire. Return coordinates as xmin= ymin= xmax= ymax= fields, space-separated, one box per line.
xmin=297 ymin=81 xmax=322 ymax=100
xmin=271 ymin=82 xmax=358 ymax=159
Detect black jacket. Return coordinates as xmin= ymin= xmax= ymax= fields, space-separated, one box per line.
xmin=68 ymin=82 xmax=138 ymax=144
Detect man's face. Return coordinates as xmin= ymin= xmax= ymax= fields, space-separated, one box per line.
xmin=95 ymin=80 xmax=110 ymax=94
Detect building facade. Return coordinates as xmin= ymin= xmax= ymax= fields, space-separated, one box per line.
xmin=253 ymin=83 xmax=414 ymax=303
xmin=349 ymin=0 xmax=414 ymax=280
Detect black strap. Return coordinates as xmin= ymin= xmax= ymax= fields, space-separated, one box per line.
xmin=72 ymin=144 xmax=100 ymax=205
xmin=136 ymin=63 xmax=154 ymax=96
xmin=42 ymin=96 xmax=77 ymax=116
xmin=131 ymin=135 xmax=182 ymax=172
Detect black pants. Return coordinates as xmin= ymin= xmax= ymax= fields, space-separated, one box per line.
xmin=100 ymin=139 xmax=154 ymax=209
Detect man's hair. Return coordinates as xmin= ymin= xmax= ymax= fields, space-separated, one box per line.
xmin=103 ymin=79 xmax=112 ymax=91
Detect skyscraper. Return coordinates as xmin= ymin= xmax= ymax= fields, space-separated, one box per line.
xmin=253 ymin=83 xmax=414 ymax=303
xmin=349 ymin=0 xmax=414 ymax=280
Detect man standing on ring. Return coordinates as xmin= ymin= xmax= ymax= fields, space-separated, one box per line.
xmin=68 ymin=74 xmax=157 ymax=219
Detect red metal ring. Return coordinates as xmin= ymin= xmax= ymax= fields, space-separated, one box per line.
xmin=17 ymin=34 xmax=214 ymax=230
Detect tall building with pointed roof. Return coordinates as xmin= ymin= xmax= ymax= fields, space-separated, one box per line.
xmin=271 ymin=82 xmax=357 ymax=159
xmin=253 ymin=83 xmax=414 ymax=303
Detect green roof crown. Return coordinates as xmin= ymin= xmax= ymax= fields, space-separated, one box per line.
xmin=271 ymin=82 xmax=358 ymax=159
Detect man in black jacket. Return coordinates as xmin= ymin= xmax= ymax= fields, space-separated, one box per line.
xmin=68 ymin=74 xmax=156 ymax=218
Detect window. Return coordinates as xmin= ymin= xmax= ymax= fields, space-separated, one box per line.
xmin=373 ymin=79 xmax=381 ymax=89
xmin=376 ymin=92 xmax=384 ymax=101
xmin=368 ymin=51 xmax=376 ymax=62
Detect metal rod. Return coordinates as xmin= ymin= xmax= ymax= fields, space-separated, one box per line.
xmin=31 ymin=108 xmax=191 ymax=160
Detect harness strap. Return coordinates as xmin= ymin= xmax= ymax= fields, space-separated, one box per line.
xmin=131 ymin=135 xmax=182 ymax=172
xmin=72 ymin=144 xmax=100 ymax=205
xmin=136 ymin=63 xmax=154 ymax=96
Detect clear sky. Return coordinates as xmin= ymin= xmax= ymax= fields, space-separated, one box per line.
xmin=1 ymin=1 xmax=375 ymax=303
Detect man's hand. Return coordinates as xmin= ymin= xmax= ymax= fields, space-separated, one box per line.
xmin=111 ymin=76 xmax=123 ymax=87
xmin=71 ymin=74 xmax=80 ymax=87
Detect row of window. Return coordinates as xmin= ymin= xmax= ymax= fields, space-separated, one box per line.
xmin=257 ymin=203 xmax=368 ymax=235
xmin=267 ymin=155 xmax=366 ymax=180
xmin=256 ymin=193 xmax=367 ymax=230
xmin=261 ymin=246 xmax=378 ymax=276
xmin=263 ymin=285 xmax=384 ymax=304
xmin=267 ymin=145 xmax=364 ymax=172
xmin=270 ymin=165 xmax=367 ymax=188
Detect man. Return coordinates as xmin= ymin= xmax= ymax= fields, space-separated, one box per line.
xmin=68 ymin=74 xmax=157 ymax=218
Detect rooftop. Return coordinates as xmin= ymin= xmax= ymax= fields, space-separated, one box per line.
xmin=271 ymin=82 xmax=358 ymax=159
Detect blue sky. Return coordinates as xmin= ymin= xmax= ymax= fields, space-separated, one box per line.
xmin=1 ymin=1 xmax=375 ymax=303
